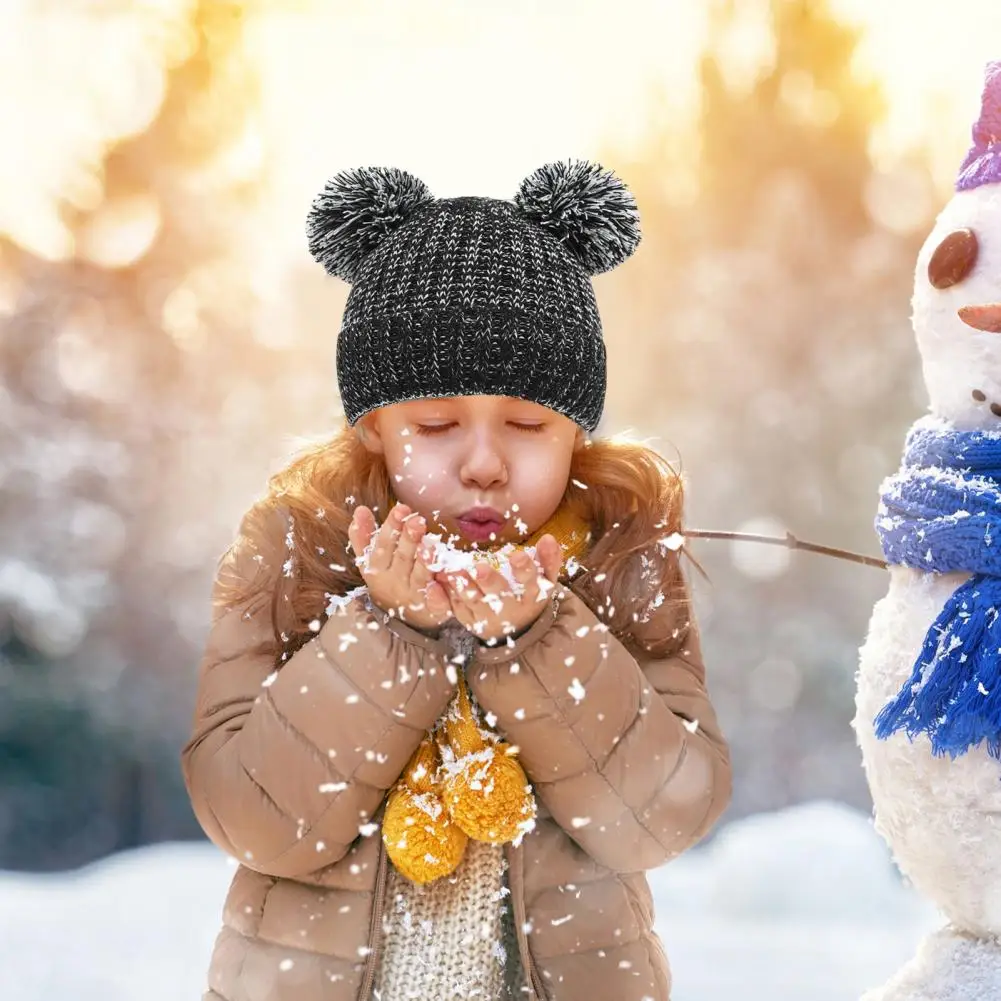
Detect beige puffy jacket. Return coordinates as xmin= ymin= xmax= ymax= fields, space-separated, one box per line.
xmin=181 ymin=503 xmax=732 ymax=1000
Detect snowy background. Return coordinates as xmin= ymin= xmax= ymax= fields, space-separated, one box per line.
xmin=6 ymin=0 xmax=999 ymax=873
xmin=0 ymin=801 xmax=944 ymax=1001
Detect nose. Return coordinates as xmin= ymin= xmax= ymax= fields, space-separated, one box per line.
xmin=459 ymin=429 xmax=508 ymax=489
xmin=958 ymin=303 xmax=1001 ymax=332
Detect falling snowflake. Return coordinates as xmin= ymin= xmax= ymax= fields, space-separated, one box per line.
xmin=659 ymin=532 xmax=685 ymax=552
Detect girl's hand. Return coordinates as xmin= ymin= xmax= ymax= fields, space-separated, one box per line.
xmin=435 ymin=535 xmax=564 ymax=645
xmin=349 ymin=502 xmax=453 ymax=634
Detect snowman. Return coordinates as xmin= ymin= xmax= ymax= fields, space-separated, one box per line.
xmin=853 ymin=60 xmax=1001 ymax=999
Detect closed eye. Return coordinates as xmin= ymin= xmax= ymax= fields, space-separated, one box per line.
xmin=413 ymin=423 xmax=546 ymax=436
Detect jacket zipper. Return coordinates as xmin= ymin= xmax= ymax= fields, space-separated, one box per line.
xmin=360 ymin=838 xmax=389 ymax=1000
xmin=506 ymin=841 xmax=548 ymax=1001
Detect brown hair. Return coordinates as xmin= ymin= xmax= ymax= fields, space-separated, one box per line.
xmin=216 ymin=418 xmax=694 ymax=665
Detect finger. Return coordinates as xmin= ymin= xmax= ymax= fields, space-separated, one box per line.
xmin=369 ymin=502 xmax=409 ymax=573
xmin=433 ymin=568 xmax=486 ymax=608
xmin=348 ymin=506 xmax=374 ymax=565
xmin=471 ymin=561 xmax=506 ymax=594
xmin=424 ymin=578 xmax=453 ymax=619
xmin=513 ymin=545 xmax=552 ymax=604
xmin=439 ymin=575 xmax=467 ymax=625
xmin=509 ymin=548 xmax=536 ymax=582
xmin=410 ymin=534 xmax=453 ymax=621
xmin=472 ymin=564 xmax=514 ymax=619
xmin=410 ymin=535 xmax=435 ymax=589
xmin=534 ymin=535 xmax=562 ymax=582
xmin=528 ymin=536 xmax=560 ymax=584
xmin=455 ymin=570 xmax=483 ymax=601
xmin=443 ymin=570 xmax=482 ymax=605
xmin=446 ymin=574 xmax=503 ymax=636
xmin=506 ymin=549 xmax=539 ymax=603
xmin=393 ymin=511 xmax=425 ymax=579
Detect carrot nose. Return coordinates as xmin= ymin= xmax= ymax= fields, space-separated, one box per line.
xmin=958 ymin=303 xmax=1001 ymax=332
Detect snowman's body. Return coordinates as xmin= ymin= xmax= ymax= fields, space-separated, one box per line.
xmin=852 ymin=62 xmax=1001 ymax=999
xmin=854 ymin=566 xmax=1001 ymax=936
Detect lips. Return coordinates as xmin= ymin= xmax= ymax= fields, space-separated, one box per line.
xmin=958 ymin=303 xmax=1001 ymax=332
xmin=458 ymin=506 xmax=506 ymax=524
xmin=457 ymin=506 xmax=507 ymax=542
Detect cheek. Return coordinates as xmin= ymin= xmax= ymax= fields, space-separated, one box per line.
xmin=398 ymin=458 xmax=452 ymax=500
xmin=513 ymin=451 xmax=573 ymax=503
xmin=382 ymin=448 xmax=450 ymax=498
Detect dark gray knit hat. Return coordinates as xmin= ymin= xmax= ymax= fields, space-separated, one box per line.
xmin=306 ymin=160 xmax=641 ymax=432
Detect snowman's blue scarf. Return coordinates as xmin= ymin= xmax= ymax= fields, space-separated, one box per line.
xmin=873 ymin=417 xmax=1001 ymax=759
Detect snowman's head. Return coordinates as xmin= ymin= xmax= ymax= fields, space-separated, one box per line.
xmin=912 ymin=61 xmax=1001 ymax=430
xmin=913 ymin=189 xmax=1001 ymax=428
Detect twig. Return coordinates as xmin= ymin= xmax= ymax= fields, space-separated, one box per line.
xmin=684 ymin=529 xmax=888 ymax=570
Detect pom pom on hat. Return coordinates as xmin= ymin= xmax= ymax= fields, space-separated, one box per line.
xmin=306 ymin=166 xmax=435 ymax=282
xmin=514 ymin=159 xmax=641 ymax=275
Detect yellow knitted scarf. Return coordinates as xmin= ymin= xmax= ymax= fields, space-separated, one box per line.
xmin=381 ymin=497 xmax=592 ymax=884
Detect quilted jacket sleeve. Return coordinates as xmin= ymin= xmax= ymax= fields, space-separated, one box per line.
xmin=467 ymin=576 xmax=731 ymax=873
xmin=180 ymin=503 xmax=455 ymax=880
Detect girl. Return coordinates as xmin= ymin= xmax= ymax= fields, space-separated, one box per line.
xmin=181 ymin=160 xmax=731 ymax=1001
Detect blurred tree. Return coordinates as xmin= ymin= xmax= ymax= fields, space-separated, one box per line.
xmin=597 ymin=0 xmax=939 ymax=824
xmin=0 ymin=1 xmax=278 ymax=870
xmin=698 ymin=0 xmax=886 ymax=244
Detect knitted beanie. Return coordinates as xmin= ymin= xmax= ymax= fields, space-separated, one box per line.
xmin=305 ymin=160 xmax=642 ymax=433
xmin=956 ymin=60 xmax=1001 ymax=192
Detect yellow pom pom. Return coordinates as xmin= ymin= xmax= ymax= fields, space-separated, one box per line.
xmin=382 ymin=735 xmax=467 ymax=884
xmin=382 ymin=783 xmax=468 ymax=884
xmin=443 ymin=743 xmax=537 ymax=844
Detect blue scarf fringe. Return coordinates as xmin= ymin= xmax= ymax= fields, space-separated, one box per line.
xmin=873 ymin=418 xmax=1001 ymax=759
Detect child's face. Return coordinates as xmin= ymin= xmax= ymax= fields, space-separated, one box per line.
xmin=356 ymin=394 xmax=586 ymax=546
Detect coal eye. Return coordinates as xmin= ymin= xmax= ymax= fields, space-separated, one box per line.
xmin=928 ymin=228 xmax=979 ymax=289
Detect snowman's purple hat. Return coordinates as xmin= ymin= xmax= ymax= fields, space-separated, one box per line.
xmin=957 ymin=61 xmax=1001 ymax=191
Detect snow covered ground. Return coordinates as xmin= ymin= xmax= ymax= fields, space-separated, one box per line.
xmin=0 ymin=800 xmax=944 ymax=1001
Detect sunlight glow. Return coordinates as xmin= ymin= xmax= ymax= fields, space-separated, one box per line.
xmin=4 ymin=1 xmax=1000 ymax=258
xmin=244 ymin=0 xmax=1001 ymax=257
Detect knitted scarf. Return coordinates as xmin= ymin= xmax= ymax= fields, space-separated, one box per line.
xmin=873 ymin=416 xmax=1001 ymax=760
xmin=381 ymin=495 xmax=593 ymax=884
